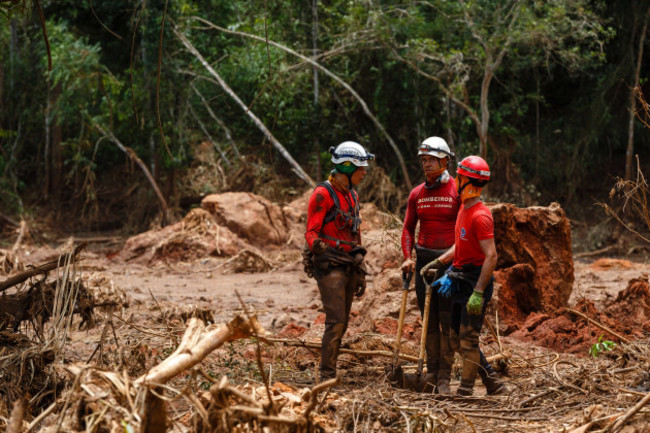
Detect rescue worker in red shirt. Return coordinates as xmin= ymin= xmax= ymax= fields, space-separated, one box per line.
xmin=422 ymin=155 xmax=507 ymax=396
xmin=400 ymin=136 xmax=458 ymax=393
xmin=304 ymin=141 xmax=373 ymax=381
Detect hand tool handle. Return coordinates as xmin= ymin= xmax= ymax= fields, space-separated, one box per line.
xmin=392 ymin=271 xmax=412 ymax=365
xmin=416 ymin=284 xmax=433 ymax=376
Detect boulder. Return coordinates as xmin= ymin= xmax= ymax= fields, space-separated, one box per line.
xmin=119 ymin=208 xmax=244 ymax=263
xmin=491 ymin=202 xmax=574 ymax=320
xmin=357 ymin=268 xmax=421 ymax=340
xmin=202 ymin=192 xmax=290 ymax=247
xmin=605 ymin=274 xmax=650 ymax=334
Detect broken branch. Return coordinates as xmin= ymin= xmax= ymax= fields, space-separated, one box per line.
xmin=0 ymin=242 xmax=87 ymax=293
xmin=561 ymin=307 xmax=631 ymax=344
xmin=136 ymin=315 xmax=264 ymax=386
xmin=173 ymin=25 xmax=315 ymax=187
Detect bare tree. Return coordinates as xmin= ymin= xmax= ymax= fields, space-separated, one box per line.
xmin=625 ymin=4 xmax=650 ymax=181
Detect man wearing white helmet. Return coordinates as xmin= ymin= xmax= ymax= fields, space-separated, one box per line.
xmin=304 ymin=141 xmax=374 ymax=381
xmin=400 ymin=136 xmax=459 ymax=394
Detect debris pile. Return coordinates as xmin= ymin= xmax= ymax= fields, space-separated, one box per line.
xmin=507 ymin=274 xmax=650 ymax=353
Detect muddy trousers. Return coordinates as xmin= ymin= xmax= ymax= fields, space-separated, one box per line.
xmin=446 ymin=281 xmax=494 ymax=391
xmin=316 ymin=268 xmax=356 ymax=379
xmin=439 ymin=297 xmax=497 ymax=387
xmin=414 ymin=246 xmax=449 ymax=383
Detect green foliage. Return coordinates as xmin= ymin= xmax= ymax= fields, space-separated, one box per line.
xmin=589 ymin=334 xmax=616 ymax=358
xmin=0 ymin=0 xmax=648 ymax=226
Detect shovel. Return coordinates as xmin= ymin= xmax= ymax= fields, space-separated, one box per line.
xmin=386 ymin=271 xmax=412 ymax=387
xmin=402 ymin=272 xmax=436 ymax=393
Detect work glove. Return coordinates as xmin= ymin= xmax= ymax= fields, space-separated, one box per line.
xmin=434 ymin=274 xmax=454 ymax=298
xmin=466 ymin=290 xmax=484 ymax=315
xmin=420 ymin=259 xmax=443 ymax=279
xmin=312 ymin=238 xmax=328 ymax=255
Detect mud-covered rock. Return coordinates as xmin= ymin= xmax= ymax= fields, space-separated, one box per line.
xmin=357 ymin=268 xmax=420 ymax=340
xmin=491 ymin=202 xmax=574 ymax=320
xmin=119 ymin=208 xmax=245 ymax=263
xmin=606 ymin=273 xmax=650 ymax=333
xmin=202 ymin=192 xmax=290 ymax=247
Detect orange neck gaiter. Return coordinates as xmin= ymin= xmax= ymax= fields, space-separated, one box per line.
xmin=457 ymin=177 xmax=482 ymax=202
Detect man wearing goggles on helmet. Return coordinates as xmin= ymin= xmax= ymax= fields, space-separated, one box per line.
xmin=303 ymin=141 xmax=374 ymax=382
xmin=400 ymin=136 xmax=459 ymax=394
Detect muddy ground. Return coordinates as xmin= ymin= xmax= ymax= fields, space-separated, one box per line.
xmin=1 ymin=198 xmax=649 ymax=432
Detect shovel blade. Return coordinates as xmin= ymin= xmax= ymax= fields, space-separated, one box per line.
xmin=402 ymin=372 xmax=437 ymax=393
xmin=385 ymin=363 xmax=406 ymax=388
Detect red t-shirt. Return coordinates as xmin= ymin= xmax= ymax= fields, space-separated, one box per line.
xmin=452 ymin=201 xmax=493 ymax=267
xmin=401 ymin=179 xmax=460 ymax=259
xmin=305 ymin=183 xmax=360 ymax=253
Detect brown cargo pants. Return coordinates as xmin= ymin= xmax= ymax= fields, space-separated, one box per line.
xmin=316 ymin=268 xmax=356 ymax=379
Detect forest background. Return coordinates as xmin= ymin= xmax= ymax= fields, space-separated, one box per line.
xmin=0 ymin=0 xmax=648 ymax=243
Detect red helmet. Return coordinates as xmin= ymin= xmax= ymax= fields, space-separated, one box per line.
xmin=457 ymin=156 xmax=490 ymax=182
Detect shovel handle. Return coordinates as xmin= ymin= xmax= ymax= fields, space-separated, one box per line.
xmin=392 ymin=272 xmax=412 ymax=365
xmin=416 ymin=284 xmax=433 ymax=376
xmin=402 ymin=271 xmax=413 ymax=291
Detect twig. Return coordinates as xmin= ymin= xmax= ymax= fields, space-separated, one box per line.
xmin=265 ymin=337 xmax=419 ymax=362
xmin=10 ymin=220 xmax=26 ymax=254
xmin=26 ymin=402 xmax=57 ymax=432
xmin=573 ymin=245 xmax=618 ymax=259
xmin=90 ymin=121 xmax=170 ymax=225
xmin=562 ymin=307 xmax=631 ymax=344
xmin=0 ymin=210 xmax=19 ymax=227
xmin=0 ymin=242 xmax=87 ymax=292
xmin=604 ymin=391 xmax=650 ymax=432
xmin=303 ymin=376 xmax=340 ymax=418
xmin=518 ymin=388 xmax=557 ymax=407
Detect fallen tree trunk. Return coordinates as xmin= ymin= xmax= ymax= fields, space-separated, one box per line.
xmin=0 ymin=242 xmax=86 ymax=293
xmin=136 ymin=315 xmax=264 ymax=386
xmin=90 ymin=121 xmax=170 ymax=225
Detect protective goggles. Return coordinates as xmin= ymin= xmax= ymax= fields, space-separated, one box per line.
xmin=458 ymin=163 xmax=490 ymax=179
xmin=418 ymin=144 xmax=454 ymax=158
xmin=329 ymin=147 xmax=375 ymax=161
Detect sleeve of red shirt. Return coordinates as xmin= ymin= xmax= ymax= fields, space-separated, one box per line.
xmin=401 ymin=187 xmax=419 ymax=259
xmin=474 ymin=213 xmax=494 ymax=240
xmin=305 ymin=186 xmax=332 ymax=249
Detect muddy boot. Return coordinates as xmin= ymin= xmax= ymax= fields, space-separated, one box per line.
xmin=477 ymin=352 xmax=509 ymax=395
xmin=422 ymin=372 xmax=437 ymax=393
xmin=436 ymin=377 xmax=451 ymax=395
xmin=456 ymin=384 xmax=474 ymax=396
xmin=320 ymin=323 xmax=345 ymax=382
xmin=482 ymin=371 xmax=508 ymax=395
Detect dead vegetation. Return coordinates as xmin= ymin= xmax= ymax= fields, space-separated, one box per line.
xmin=0 ymin=247 xmax=648 ymax=433
xmin=1 ymin=197 xmax=649 ymax=432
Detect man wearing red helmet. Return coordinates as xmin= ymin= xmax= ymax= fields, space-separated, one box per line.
xmin=421 ymin=155 xmax=507 ymax=396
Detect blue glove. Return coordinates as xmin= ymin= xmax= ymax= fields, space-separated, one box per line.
xmin=434 ymin=274 xmax=454 ymax=298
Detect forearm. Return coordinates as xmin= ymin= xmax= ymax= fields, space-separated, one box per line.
xmin=474 ymin=253 xmax=496 ymax=293
xmin=436 ymin=245 xmax=455 ymax=266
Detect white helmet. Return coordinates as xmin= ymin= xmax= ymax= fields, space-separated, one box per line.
xmin=418 ymin=136 xmax=454 ymax=159
xmin=330 ymin=141 xmax=375 ymax=167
